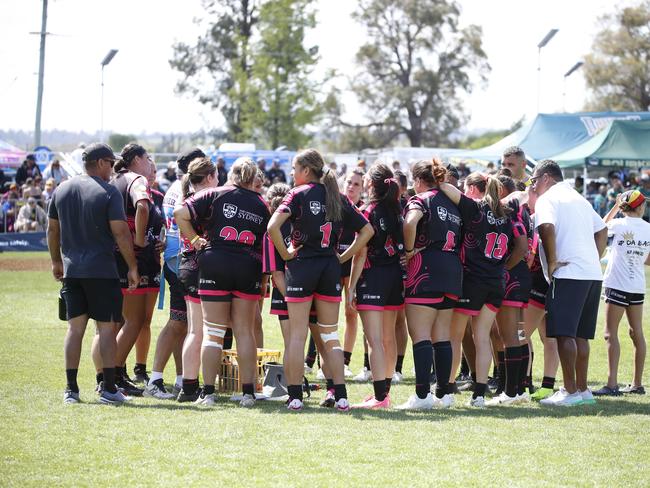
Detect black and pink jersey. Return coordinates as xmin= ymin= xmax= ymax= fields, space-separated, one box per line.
xmin=262 ymin=221 xmax=292 ymax=274
xmin=185 ymin=185 xmax=270 ymax=258
xmin=457 ymin=194 xmax=520 ymax=281
xmin=405 ymin=189 xmax=462 ymax=255
xmin=110 ymin=169 xmax=151 ymax=242
xmin=337 ymin=199 xmax=364 ymax=255
xmin=506 ymin=198 xmax=533 ymax=264
xmin=361 ymin=201 xmax=403 ymax=266
xmin=277 ymin=183 xmax=368 ymax=258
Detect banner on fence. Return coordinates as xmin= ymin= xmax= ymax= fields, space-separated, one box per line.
xmin=0 ymin=232 xmax=48 ymax=251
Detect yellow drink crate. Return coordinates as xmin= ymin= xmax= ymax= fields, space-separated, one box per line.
xmin=220 ymin=348 xmax=282 ymax=393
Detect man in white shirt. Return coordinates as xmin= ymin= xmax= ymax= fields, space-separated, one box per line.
xmin=530 ymin=160 xmax=608 ymax=407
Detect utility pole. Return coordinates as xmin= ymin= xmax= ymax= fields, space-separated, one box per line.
xmin=536 ymin=28 xmax=558 ymax=114
xmin=34 ymin=0 xmax=48 ymax=147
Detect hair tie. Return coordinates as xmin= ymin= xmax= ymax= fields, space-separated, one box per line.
xmin=384 ymin=177 xmax=397 ymax=185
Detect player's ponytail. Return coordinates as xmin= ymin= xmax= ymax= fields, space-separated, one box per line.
xmin=368 ymin=162 xmax=400 ymax=216
xmin=267 ymin=182 xmax=291 ymax=213
xmin=182 ymin=157 xmax=215 ymax=199
xmin=229 ymin=157 xmax=257 ymax=188
xmin=484 ymin=175 xmax=506 ymax=218
xmin=295 ymin=148 xmax=343 ymax=222
xmin=411 ymin=158 xmax=446 ymax=187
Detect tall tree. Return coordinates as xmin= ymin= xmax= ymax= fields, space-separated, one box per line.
xmin=583 ymin=1 xmax=650 ymax=111
xmin=170 ymin=0 xmax=259 ymax=141
xmin=350 ymin=0 xmax=489 ymax=147
xmin=170 ymin=0 xmax=320 ymax=149
xmin=247 ymin=0 xmax=320 ymax=149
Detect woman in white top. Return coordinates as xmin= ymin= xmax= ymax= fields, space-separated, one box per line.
xmin=594 ymin=190 xmax=650 ymax=396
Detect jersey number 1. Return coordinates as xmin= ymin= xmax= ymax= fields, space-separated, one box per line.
xmin=319 ymin=222 xmax=332 ymax=248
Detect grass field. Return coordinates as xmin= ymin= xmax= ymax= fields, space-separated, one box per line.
xmin=1 ymin=252 xmax=649 ymax=487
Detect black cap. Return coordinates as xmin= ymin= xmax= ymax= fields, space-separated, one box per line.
xmin=82 ymin=143 xmax=118 ymax=163
xmin=445 ymin=162 xmax=460 ymax=181
xmin=177 ymin=147 xmax=205 ymax=174
xmin=26 ymin=154 xmax=36 ymax=161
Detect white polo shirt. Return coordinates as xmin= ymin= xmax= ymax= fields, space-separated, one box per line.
xmin=535 ymin=181 xmax=606 ymax=282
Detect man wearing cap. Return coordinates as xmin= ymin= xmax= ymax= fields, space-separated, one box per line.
xmin=143 ymin=147 xmax=205 ymax=399
xmin=47 ymin=142 xmax=139 ymax=405
xmin=530 ymin=159 xmax=608 ymax=407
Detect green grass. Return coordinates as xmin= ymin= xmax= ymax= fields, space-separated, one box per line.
xmin=1 ymin=252 xmax=649 ymax=487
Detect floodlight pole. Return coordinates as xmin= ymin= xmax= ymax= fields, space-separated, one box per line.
xmin=562 ymin=61 xmax=584 ymax=112
xmin=100 ymin=49 xmax=118 ymax=143
xmin=536 ymin=29 xmax=559 ymax=114
xmin=34 ymin=0 xmax=48 ymax=147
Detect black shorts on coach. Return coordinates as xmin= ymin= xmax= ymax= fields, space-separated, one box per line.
xmin=61 ymin=278 xmax=123 ymax=322
xmin=546 ymin=278 xmax=602 ymax=340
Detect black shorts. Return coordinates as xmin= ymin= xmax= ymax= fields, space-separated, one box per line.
xmin=502 ymin=261 xmax=532 ymax=308
xmin=178 ymin=252 xmax=200 ymax=303
xmin=198 ymin=249 xmax=262 ymax=302
xmin=270 ymin=287 xmax=317 ymax=324
xmin=603 ymin=287 xmax=645 ymax=307
xmin=529 ymin=270 xmax=549 ymax=310
xmin=61 ymin=278 xmax=123 ymax=322
xmin=116 ymin=250 xmax=161 ymax=295
xmin=340 ymin=260 xmax=352 ymax=279
xmin=404 ymin=250 xmax=462 ymax=309
xmin=285 ymin=255 xmax=342 ymax=303
xmin=455 ymin=274 xmax=505 ymax=316
xmin=163 ymin=261 xmax=187 ymax=322
xmin=356 ymin=262 xmax=405 ymax=311
xmin=546 ymin=279 xmax=602 ymax=340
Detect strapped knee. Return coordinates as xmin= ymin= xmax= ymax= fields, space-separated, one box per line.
xmin=318 ymin=322 xmax=342 ymax=351
xmin=202 ymin=320 xmax=228 ymax=349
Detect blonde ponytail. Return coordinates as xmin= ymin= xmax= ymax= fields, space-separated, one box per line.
xmin=484 ymin=175 xmax=506 ymax=218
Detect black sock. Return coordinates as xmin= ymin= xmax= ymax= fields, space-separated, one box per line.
xmin=446 ymin=383 xmax=455 ymax=395
xmin=433 ymin=341 xmax=452 ymax=399
xmin=223 ymin=327 xmax=233 ymax=350
xmin=395 ymin=354 xmax=404 ymax=374
xmin=326 ymin=378 xmax=334 ymax=391
xmin=460 ymin=355 xmax=470 ymax=376
xmin=182 ymin=378 xmax=199 ymax=395
xmin=103 ymin=367 xmax=117 ymax=394
xmin=305 ymin=335 xmax=317 ymax=367
xmin=430 ymin=344 xmax=436 ymax=374
xmin=363 ymin=353 xmax=370 ymax=370
xmin=343 ymin=350 xmax=352 ymax=366
xmin=134 ymin=363 xmax=146 ymax=375
xmin=504 ymin=346 xmax=521 ymax=398
xmin=413 ymin=340 xmax=433 ymax=399
xmin=288 ymin=384 xmax=303 ymax=401
xmin=334 ymin=384 xmax=347 ymax=401
xmin=470 ymin=371 xmax=477 ymax=384
xmin=497 ymin=351 xmax=505 ymax=392
xmin=96 ymin=372 xmax=104 ymax=385
xmin=518 ymin=345 xmax=530 ymax=395
xmin=373 ymin=380 xmax=387 ymax=401
xmin=527 ymin=351 xmax=534 ymax=389
xmin=203 ymin=384 xmax=215 ymax=395
xmin=305 ymin=354 xmax=316 ymax=368
xmin=542 ymin=376 xmax=555 ymax=389
xmin=242 ymin=383 xmax=255 ymax=397
xmin=472 ymin=383 xmax=487 ymax=399
xmin=66 ymin=368 xmax=79 ymax=393
xmin=385 ymin=377 xmax=392 ymax=395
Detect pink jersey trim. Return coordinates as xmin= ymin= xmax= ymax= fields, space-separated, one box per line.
xmin=528 ymin=298 xmax=545 ymax=310
xmin=486 ymin=303 xmax=499 ymax=313
xmin=122 ymin=287 xmax=159 ymax=296
xmin=198 ymin=290 xmax=230 ymax=296
xmin=405 ymin=297 xmax=444 ymax=304
xmin=269 ymin=308 xmax=287 ymax=315
xmin=285 ymin=295 xmax=313 ymax=303
xmin=501 ymin=299 xmax=528 ymax=309
xmin=313 ymin=293 xmax=342 ymax=303
xmin=184 ymin=295 xmax=201 ymax=304
xmin=233 ymin=291 xmax=261 ymax=301
xmin=385 ymin=304 xmax=405 ymax=311
xmin=356 ymin=305 xmax=384 ymax=311
xmin=454 ymin=307 xmax=480 ymax=316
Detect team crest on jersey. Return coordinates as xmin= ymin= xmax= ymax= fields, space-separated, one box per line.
xmin=223 ymin=203 xmax=238 ymax=219
xmin=309 ymin=201 xmax=321 ymax=215
xmin=437 ymin=206 xmax=448 ymax=221
xmin=486 ymin=210 xmax=496 ymax=225
xmin=379 ymin=218 xmax=387 ymax=230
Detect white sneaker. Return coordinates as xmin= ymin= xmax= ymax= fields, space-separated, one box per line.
xmin=287 ymin=398 xmax=304 ymax=411
xmin=335 ymin=398 xmax=351 ymax=412
xmin=304 ymin=363 xmax=313 ymax=375
xmin=486 ymin=392 xmax=518 ymax=406
xmin=540 ymin=388 xmax=582 ymax=407
xmin=144 ymin=381 xmax=175 ymax=400
xmin=395 ymin=393 xmax=434 ymax=410
xmin=515 ymin=391 xmax=531 ymax=404
xmin=172 ymin=383 xmax=182 ymax=397
xmin=239 ymin=393 xmax=256 ymax=408
xmin=195 ymin=392 xmax=216 ymax=406
xmin=392 ymin=371 xmax=403 ymax=384
xmin=431 ymin=393 xmax=454 ymax=409
xmin=540 ymin=389 xmax=566 ymax=406
xmin=579 ymin=389 xmax=596 ymax=405
xmin=353 ymin=367 xmax=372 ymax=382
xmin=466 ymin=396 xmax=485 ymax=408
xmin=315 ymin=369 xmax=326 ymax=381
xmin=344 ymin=364 xmax=354 ymax=378
xmin=63 ymin=390 xmax=80 ymax=404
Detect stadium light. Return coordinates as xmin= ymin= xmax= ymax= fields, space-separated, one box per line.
xmin=563 ymin=61 xmax=584 ymax=112
xmin=100 ymin=49 xmax=119 ymax=142
xmin=537 ymin=29 xmax=559 ymax=113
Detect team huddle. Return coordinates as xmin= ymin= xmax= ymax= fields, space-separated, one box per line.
xmin=48 ymin=143 xmax=650 ymax=411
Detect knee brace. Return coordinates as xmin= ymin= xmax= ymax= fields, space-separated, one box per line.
xmin=318 ymin=323 xmax=342 ymax=351
xmin=202 ymin=320 xmax=227 ymax=349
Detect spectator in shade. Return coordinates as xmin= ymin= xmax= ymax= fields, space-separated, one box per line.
xmin=42 ymin=178 xmax=57 ymax=209
xmin=43 ymin=159 xmax=68 ymax=185
xmin=266 ymin=158 xmax=287 ymax=183
xmin=15 ymin=155 xmax=42 ymax=186
xmin=607 ymin=176 xmax=624 ymax=211
xmin=593 ymin=184 xmax=608 ymax=217
xmin=16 ymin=197 xmax=48 ymax=232
xmin=1 ymin=183 xmax=20 ymax=232
xmin=22 ymin=177 xmax=43 ymax=201
xmin=216 ymin=157 xmax=228 ymax=186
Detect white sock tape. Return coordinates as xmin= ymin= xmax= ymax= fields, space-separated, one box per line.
xmin=317 ymin=322 xmax=337 ymax=328
xmin=204 ymin=325 xmax=227 ymax=338
xmin=202 ymin=341 xmax=223 ymax=349
xmin=320 ymin=331 xmax=339 ymax=343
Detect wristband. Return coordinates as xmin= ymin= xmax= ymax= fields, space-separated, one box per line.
xmin=405 ymin=248 xmax=414 ymax=253
xmin=190 ymin=235 xmax=200 ymax=245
